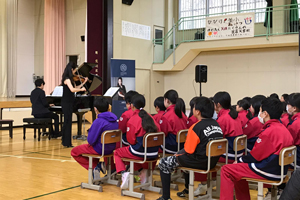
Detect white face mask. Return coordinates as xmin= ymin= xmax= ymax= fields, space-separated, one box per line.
xmin=258 ymin=112 xmax=265 ymax=124
xmin=286 ymin=105 xmax=293 ymax=115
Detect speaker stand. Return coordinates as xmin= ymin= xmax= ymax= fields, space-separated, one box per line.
xmin=199 ymin=82 xmax=202 ymax=97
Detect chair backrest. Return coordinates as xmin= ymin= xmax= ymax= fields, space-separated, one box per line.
xmin=101 ymin=129 xmax=122 ymax=144
xmin=279 ymin=146 xmax=296 ymax=166
xmin=176 ymin=129 xmax=188 ymax=143
xmin=177 ymin=129 xmax=188 ymax=151
xmin=206 ymin=138 xmax=228 ymax=157
xmin=233 ymin=135 xmax=247 ymax=152
xmin=143 ymin=132 xmax=164 ymax=148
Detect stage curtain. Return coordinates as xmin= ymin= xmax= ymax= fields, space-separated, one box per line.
xmin=44 ymin=0 xmax=65 ymax=95
xmin=0 ymin=0 xmax=7 ymax=97
xmin=6 ymin=0 xmax=18 ymax=98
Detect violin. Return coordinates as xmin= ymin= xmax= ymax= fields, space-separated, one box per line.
xmin=73 ymin=75 xmax=86 ymax=82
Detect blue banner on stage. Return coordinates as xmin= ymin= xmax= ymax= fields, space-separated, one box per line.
xmin=110 ymin=59 xmax=136 ymax=118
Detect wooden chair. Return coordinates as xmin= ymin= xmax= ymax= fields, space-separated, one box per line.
xmin=154 ymin=129 xmax=188 ymax=190
xmin=214 ymin=135 xmax=248 ymax=198
xmin=121 ymin=132 xmax=165 ymax=200
xmin=0 ymin=120 xmax=13 ymax=138
xmin=242 ymin=145 xmax=297 ymax=200
xmin=81 ymin=129 xmax=122 ymax=192
xmin=179 ymin=138 xmax=228 ymax=200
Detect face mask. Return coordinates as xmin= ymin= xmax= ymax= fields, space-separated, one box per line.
xmin=286 ymin=105 xmax=293 ymax=115
xmin=258 ymin=112 xmax=265 ymax=124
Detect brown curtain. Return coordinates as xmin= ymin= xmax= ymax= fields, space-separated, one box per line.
xmin=44 ymin=0 xmax=65 ymax=95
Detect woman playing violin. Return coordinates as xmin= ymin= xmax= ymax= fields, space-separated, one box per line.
xmin=61 ymin=62 xmax=88 ymax=148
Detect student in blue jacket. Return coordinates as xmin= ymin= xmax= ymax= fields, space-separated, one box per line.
xmin=71 ymin=96 xmax=119 ymax=180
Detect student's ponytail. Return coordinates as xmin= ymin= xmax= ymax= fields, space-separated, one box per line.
xmin=164 ymin=89 xmax=184 ymax=118
xmin=246 ymin=110 xmax=253 ymax=120
xmin=188 ymin=97 xmax=197 ymax=118
xmin=214 ymin=91 xmax=238 ymax=119
xmin=131 ymin=94 xmax=158 ymax=133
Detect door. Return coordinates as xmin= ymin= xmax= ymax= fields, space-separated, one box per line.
xmin=153 ymin=26 xmax=164 ymax=63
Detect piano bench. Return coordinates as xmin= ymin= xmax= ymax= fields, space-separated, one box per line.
xmin=23 ymin=118 xmax=53 ymax=141
xmin=0 ymin=120 xmax=14 ymax=139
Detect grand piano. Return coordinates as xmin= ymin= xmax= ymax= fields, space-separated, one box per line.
xmin=46 ymin=62 xmax=102 ymax=140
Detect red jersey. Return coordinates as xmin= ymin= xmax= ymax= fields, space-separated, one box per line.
xmin=162 ymin=104 xmax=188 ymax=135
xmin=126 ymin=109 xmax=161 ymax=145
xmin=238 ymin=110 xmax=249 ymax=128
xmin=243 ymin=117 xmax=263 ymax=139
xmin=281 ymin=113 xmax=290 ymax=127
xmin=153 ymin=111 xmax=165 ymax=124
xmin=287 ymin=112 xmax=300 ymax=145
xmin=217 ymin=109 xmax=243 ymax=137
xmin=187 ymin=115 xmax=198 ymax=128
xmin=118 ymin=107 xmax=134 ymax=134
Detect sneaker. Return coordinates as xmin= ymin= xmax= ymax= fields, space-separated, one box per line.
xmin=120 ymin=172 xmax=130 ymax=189
xmin=194 ymin=183 xmax=208 ymax=196
xmin=177 ymin=188 xmax=189 ymax=198
xmin=93 ymin=166 xmax=101 ymax=181
xmin=96 ymin=162 xmax=107 ymax=174
xmin=139 ymin=169 xmax=148 ymax=184
xmin=156 ymin=197 xmax=172 ymax=200
xmin=264 ymin=190 xmax=282 ymax=200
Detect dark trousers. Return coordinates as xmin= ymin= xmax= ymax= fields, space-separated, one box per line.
xmin=62 ymin=102 xmax=73 ymax=146
xmin=34 ymin=112 xmax=59 ymax=133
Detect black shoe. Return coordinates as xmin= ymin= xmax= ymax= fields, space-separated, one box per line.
xmin=177 ymin=188 xmax=189 ymax=198
xmin=52 ymin=132 xmax=62 ymax=138
xmin=156 ymin=197 xmax=172 ymax=200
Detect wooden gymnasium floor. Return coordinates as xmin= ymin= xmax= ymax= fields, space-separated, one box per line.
xmin=0 ymin=124 xmax=263 ymax=200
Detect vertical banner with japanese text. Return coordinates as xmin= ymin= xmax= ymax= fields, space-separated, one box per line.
xmin=205 ymin=13 xmax=255 ymax=41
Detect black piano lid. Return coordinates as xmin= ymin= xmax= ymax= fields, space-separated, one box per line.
xmin=77 ymin=62 xmax=102 ymax=94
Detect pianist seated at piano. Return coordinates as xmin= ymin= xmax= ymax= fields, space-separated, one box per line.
xmin=71 ymin=96 xmax=119 ymax=179
xmin=30 ymin=79 xmax=61 ymax=138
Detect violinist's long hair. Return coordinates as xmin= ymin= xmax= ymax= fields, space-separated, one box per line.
xmin=61 ymin=62 xmax=76 ymax=85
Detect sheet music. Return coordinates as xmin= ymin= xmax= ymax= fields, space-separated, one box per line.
xmin=52 ymin=86 xmax=63 ymax=97
xmin=104 ymin=87 xmax=119 ymax=97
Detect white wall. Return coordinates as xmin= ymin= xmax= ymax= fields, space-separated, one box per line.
xmin=16 ymin=0 xmax=35 ymax=95
xmin=164 ymin=47 xmax=300 ymax=106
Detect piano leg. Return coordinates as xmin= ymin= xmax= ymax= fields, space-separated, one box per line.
xmin=73 ymin=112 xmax=88 ymax=140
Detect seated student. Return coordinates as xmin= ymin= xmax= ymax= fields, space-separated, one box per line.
xmin=220 ymin=97 xmax=293 ymax=200
xmin=236 ymin=99 xmax=251 ymax=127
xmin=190 ymin=91 xmax=244 ymax=196
xmin=160 ymin=90 xmax=188 ymax=154
xmin=286 ymin=93 xmax=300 ymax=168
xmin=119 ymin=91 xmax=138 ymax=146
xmin=71 ymin=97 xmax=118 ymax=179
xmin=243 ymin=95 xmax=266 ymax=151
xmin=153 ymin=96 xmax=166 ymax=123
xmin=187 ymin=97 xmax=198 ymax=128
xmin=157 ymin=97 xmax=223 ymax=200
xmin=30 ymin=79 xmax=60 ymax=137
xmin=113 ymin=94 xmax=161 ymax=189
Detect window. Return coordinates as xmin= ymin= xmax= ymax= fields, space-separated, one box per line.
xmin=240 ymin=0 xmax=267 ymax=23
xmin=179 ymin=0 xmax=267 ymax=30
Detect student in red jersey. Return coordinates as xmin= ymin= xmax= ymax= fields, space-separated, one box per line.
xmin=187 ymin=97 xmax=198 ymax=128
xmin=160 ymin=90 xmax=188 ymax=154
xmin=119 ymin=91 xmax=138 ymax=146
xmin=243 ymin=95 xmax=266 ymax=151
xmin=157 ymin=97 xmax=223 ymax=200
xmin=192 ymin=91 xmax=244 ymax=196
xmin=236 ymin=99 xmax=251 ymax=127
xmin=286 ymin=93 xmax=300 ymax=168
xmin=153 ymin=96 xmax=166 ymax=123
xmin=214 ymin=91 xmax=243 ymax=162
xmin=220 ymin=97 xmax=293 ymax=200
xmin=113 ymin=94 xmax=161 ymax=189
